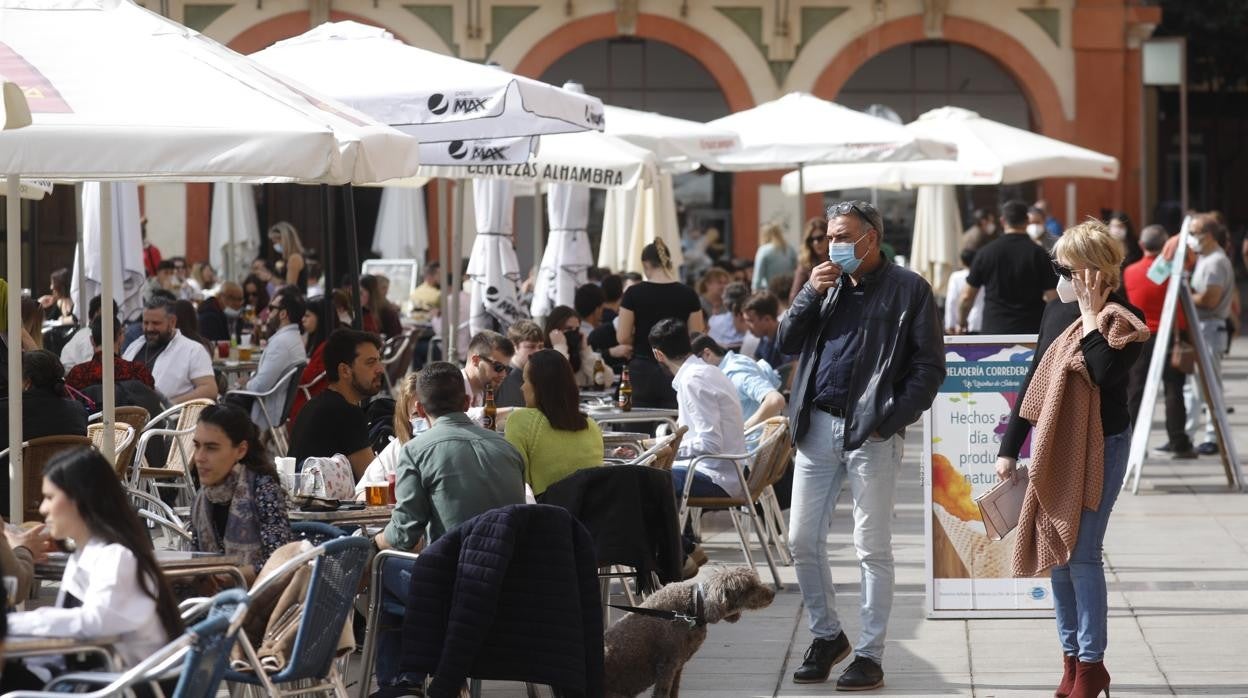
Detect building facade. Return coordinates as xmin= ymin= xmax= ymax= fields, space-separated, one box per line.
xmin=121 ymin=0 xmax=1165 ymax=265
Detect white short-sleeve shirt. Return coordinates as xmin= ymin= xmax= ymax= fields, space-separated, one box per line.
xmin=123 ymin=329 xmax=214 ymax=400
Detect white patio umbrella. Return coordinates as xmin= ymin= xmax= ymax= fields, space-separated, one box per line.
xmin=467 ymin=178 xmax=526 ymax=333
xmin=910 ymin=185 xmax=963 ymax=296
xmin=372 ymin=186 xmax=429 ymax=263
xmin=599 ymin=172 xmax=682 ymax=275
xmin=250 ymin=21 xmax=605 ymax=166
xmin=208 ymin=183 xmax=261 ymax=283
xmin=0 ymin=179 xmax=52 ymax=200
xmin=0 ymin=0 xmax=421 ymax=518
xmin=531 ymin=183 xmax=591 ymax=318
xmin=603 ymin=105 xmax=741 ymax=172
xmin=780 ymin=106 xmax=1120 ymax=194
xmin=704 ymin=92 xmax=952 ymax=230
xmin=72 ymin=182 xmax=146 ymax=321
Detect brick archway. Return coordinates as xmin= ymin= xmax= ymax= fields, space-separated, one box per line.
xmin=810 ymin=15 xmax=1075 ymax=221
xmin=515 ymin=13 xmax=777 ymax=257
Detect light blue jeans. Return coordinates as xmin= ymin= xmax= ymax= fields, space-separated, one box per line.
xmin=788 ymin=410 xmax=902 ymax=663
xmin=1051 ymin=429 xmax=1130 ymax=663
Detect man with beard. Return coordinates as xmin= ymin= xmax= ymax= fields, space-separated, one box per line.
xmin=288 ymin=328 xmax=384 ymax=477
xmin=122 ymin=296 xmax=218 ymax=404
xmin=198 ymin=281 xmax=245 ymax=342
xmin=234 ymin=287 xmax=307 ymax=429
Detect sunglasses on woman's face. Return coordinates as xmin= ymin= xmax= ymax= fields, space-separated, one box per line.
xmin=1051 ymin=261 xmax=1086 ymax=280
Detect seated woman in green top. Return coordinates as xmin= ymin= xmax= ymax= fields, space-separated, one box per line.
xmin=504 ymin=349 xmax=604 ymax=495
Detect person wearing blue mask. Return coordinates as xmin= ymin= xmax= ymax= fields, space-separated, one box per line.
xmin=779 ymin=200 xmax=945 ymax=691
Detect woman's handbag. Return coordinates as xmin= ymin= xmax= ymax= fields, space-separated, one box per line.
xmin=975 ymin=467 xmax=1029 ymax=541
xmin=1170 ymin=341 xmax=1196 ymax=374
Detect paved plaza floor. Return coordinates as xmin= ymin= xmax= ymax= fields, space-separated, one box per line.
xmin=458 ymin=336 xmax=1248 ymax=698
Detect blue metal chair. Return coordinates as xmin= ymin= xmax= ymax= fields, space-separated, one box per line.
xmin=6 ymin=589 xmax=250 ymax=698
xmin=222 ymin=536 xmax=371 ymax=697
xmin=291 ymin=520 xmax=348 ymax=545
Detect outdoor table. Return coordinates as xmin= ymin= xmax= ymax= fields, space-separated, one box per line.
xmin=585 ymin=407 xmax=680 ymax=433
xmin=601 ymin=431 xmax=651 ymax=460
xmin=35 ymin=551 xmax=248 ymax=588
xmin=213 ymin=359 xmax=259 ymax=390
xmin=6 ymin=634 xmax=124 ymax=671
xmin=288 ymin=504 xmax=394 ymax=527
xmin=579 ymin=389 xmax=615 ymax=403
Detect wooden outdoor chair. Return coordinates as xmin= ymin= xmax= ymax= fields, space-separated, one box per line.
xmin=88 ymin=405 xmax=151 ymax=479
xmin=87 ymin=423 xmax=137 ymax=479
xmin=0 ymin=435 xmax=93 ymax=523
xmin=131 ymin=398 xmax=216 ymax=505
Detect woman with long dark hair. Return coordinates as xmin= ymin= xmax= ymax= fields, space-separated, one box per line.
xmin=4 ymin=448 xmax=182 ymax=685
xmin=1107 ymin=211 xmax=1141 ymax=269
xmin=616 ymin=238 xmax=705 ymax=408
xmin=543 ymin=305 xmax=613 ymax=389
xmin=190 ymin=404 xmax=291 ymax=577
xmin=788 ymin=217 xmax=830 ymax=304
xmin=289 ymin=300 xmax=330 ymax=425
xmin=39 ymin=268 xmax=75 ymax=324
xmin=173 ymin=299 xmax=213 ymax=357
xmin=504 ymin=349 xmax=602 ymax=496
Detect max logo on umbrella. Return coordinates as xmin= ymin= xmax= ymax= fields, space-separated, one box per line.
xmin=448 ymin=141 xmax=507 ymax=162
xmin=428 ymin=93 xmax=489 ymax=116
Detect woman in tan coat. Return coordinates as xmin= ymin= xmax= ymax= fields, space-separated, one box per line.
xmin=995 ymin=220 xmax=1150 ymax=698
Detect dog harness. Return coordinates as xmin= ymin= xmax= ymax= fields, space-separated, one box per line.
xmin=609 ymin=583 xmax=707 ymax=629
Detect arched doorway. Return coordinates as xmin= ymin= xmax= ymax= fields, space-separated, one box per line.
xmin=537 ymin=38 xmax=734 ymax=277
xmin=827 ymin=40 xmax=1037 ymax=258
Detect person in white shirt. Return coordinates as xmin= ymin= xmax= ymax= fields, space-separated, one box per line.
xmin=649 ymin=318 xmax=747 ymax=500
xmin=238 ymin=287 xmax=308 ymax=429
xmin=944 ymin=248 xmax=984 ymax=334
xmin=59 ymin=295 xmax=115 ymax=372
xmin=459 ymin=330 xmax=515 ymax=427
xmin=123 ymin=296 xmax=218 ymax=404
xmin=6 ymin=447 xmax=182 ymax=686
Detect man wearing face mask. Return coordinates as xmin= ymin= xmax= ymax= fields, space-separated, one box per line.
xmin=779 ymin=201 xmax=945 ymax=690
xmin=1182 ymin=215 xmax=1234 ymax=454
xmin=197 ymin=281 xmax=244 ymax=343
xmin=123 ymin=296 xmax=218 ymax=404
xmin=960 ymin=208 xmax=999 ymax=253
xmin=233 ymin=287 xmax=308 ymax=429
xmin=1027 ymin=206 xmax=1055 ymax=251
xmin=958 ymin=200 xmax=1059 ymax=335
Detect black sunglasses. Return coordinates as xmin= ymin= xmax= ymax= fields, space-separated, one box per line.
xmin=827 ymin=201 xmax=879 ymax=230
xmin=478 ymin=356 xmax=511 ymax=374
xmin=1051 ymin=261 xmax=1077 ymax=280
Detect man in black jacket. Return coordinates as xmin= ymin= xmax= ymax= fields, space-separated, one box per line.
xmin=778 ymin=201 xmax=945 ymax=690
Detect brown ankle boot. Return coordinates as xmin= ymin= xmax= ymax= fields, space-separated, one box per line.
xmin=1055 ymin=654 xmax=1077 ymax=697
xmin=1069 ymin=660 xmax=1110 ymax=698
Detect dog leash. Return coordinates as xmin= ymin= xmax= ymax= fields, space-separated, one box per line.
xmin=608 ymin=583 xmax=706 ymax=629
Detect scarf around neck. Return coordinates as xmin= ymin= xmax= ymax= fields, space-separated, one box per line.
xmin=192 ymin=463 xmax=264 ymax=572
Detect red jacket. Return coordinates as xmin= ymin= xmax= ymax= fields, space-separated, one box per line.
xmin=1123 ymin=253 xmax=1186 ymax=333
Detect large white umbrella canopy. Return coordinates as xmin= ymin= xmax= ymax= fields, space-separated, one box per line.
xmin=0 ymin=0 xmax=422 ymax=519
xmin=208 ymin=183 xmax=262 ymax=283
xmin=604 ymin=105 xmax=740 ymax=172
xmin=910 ymin=185 xmax=963 ymax=296
xmin=0 ymin=0 xmax=420 ymax=183
xmin=467 ymin=178 xmax=526 ymax=333
xmin=72 ymin=182 xmax=145 ymax=320
xmin=780 ymin=106 xmax=1120 ymax=194
xmin=703 ymin=92 xmax=950 ymax=171
xmin=250 ymin=20 xmax=605 ymax=166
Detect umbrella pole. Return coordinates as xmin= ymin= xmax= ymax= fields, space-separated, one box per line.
xmin=342 ymin=185 xmax=363 ymax=331
xmin=76 ymin=215 xmax=87 ymax=329
xmin=448 ymin=180 xmax=464 ymax=360
xmin=532 ymin=184 xmax=542 ymax=276
xmin=437 ymin=180 xmax=449 ymax=356
xmin=796 ymin=164 xmax=805 ymax=238
xmin=100 ymin=184 xmax=116 ymax=464
xmin=321 ymin=184 xmax=337 ymax=333
xmin=226 ymin=185 xmax=235 ymax=283
xmin=6 ymin=175 xmax=23 ymax=520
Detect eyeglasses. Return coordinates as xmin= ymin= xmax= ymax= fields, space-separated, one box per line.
xmin=478 ymin=356 xmax=511 ymax=374
xmin=827 ymin=201 xmax=880 ymax=230
xmin=1050 ymin=261 xmax=1085 ymax=280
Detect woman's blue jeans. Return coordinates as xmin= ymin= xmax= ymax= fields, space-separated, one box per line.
xmin=1050 ymin=429 xmax=1129 ymax=663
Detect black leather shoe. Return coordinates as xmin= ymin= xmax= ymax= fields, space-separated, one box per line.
xmin=792 ymin=632 xmax=851 ymax=684
xmin=1171 ymin=448 xmax=1198 ymax=460
xmin=1198 ymin=441 xmax=1220 ymax=455
xmin=836 ymin=655 xmax=885 ymax=691
xmin=1154 ymin=441 xmax=1174 ymax=453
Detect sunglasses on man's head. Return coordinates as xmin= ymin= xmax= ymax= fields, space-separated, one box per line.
xmin=827 ymin=201 xmax=879 ymax=229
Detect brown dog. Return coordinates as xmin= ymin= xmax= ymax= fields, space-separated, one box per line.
xmin=603 ymin=566 xmax=775 ymax=698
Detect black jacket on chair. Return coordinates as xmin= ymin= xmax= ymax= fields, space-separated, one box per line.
xmin=778 ymin=256 xmax=946 ymax=450
xmin=539 ymin=465 xmax=683 ymax=593
xmin=400 ymin=504 xmax=604 ymax=698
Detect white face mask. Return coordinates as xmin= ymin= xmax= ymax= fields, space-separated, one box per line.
xmin=984 ymin=222 xmax=996 ymax=234
xmin=1027 ymin=224 xmax=1046 ymax=241
xmin=1186 ymin=235 xmax=1203 ymax=253
xmin=1056 ymin=275 xmax=1078 ymax=303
